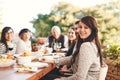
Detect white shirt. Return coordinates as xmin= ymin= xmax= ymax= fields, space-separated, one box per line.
xmin=44 ymin=35 xmax=68 ymax=50
xmin=0 ymin=42 xmax=16 ymax=54
xmin=16 ymin=38 xmax=31 ymax=54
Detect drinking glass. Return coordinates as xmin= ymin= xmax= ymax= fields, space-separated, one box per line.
xmin=56 ymin=42 xmax=61 ymax=50
xmin=8 ymin=44 xmax=14 ymax=54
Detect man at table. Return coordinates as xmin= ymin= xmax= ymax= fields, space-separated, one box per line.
xmin=45 ymin=26 xmax=68 ymax=52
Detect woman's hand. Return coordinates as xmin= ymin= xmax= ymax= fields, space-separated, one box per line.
xmin=39 ymin=57 xmax=55 ymax=63
xmin=54 ymin=78 xmax=61 ymax=80
xmin=59 ymin=65 xmax=68 ymax=72
xmin=59 ymin=65 xmax=72 ymax=73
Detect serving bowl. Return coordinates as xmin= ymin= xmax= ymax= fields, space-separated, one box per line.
xmin=17 ymin=56 xmax=32 ymax=65
xmin=0 ymin=59 xmax=15 ymax=67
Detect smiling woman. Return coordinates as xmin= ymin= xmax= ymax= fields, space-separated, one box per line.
xmin=39 ymin=16 xmax=105 ymax=80
xmin=0 ymin=26 xmax=16 ymax=54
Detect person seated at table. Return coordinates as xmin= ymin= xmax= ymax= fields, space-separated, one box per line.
xmin=37 ymin=37 xmax=46 ymax=46
xmin=31 ymin=37 xmax=47 ymax=52
xmin=0 ymin=26 xmax=16 ymax=54
xmin=73 ymin=20 xmax=80 ymax=37
xmin=16 ymin=28 xmax=32 ymax=54
xmin=60 ymin=22 xmax=79 ymax=56
xmin=65 ymin=26 xmax=77 ymax=56
xmin=39 ymin=16 xmax=103 ymax=80
xmin=45 ymin=26 xmax=68 ymax=52
xmin=63 ymin=21 xmax=80 ymax=56
xmin=57 ymin=26 xmax=77 ymax=77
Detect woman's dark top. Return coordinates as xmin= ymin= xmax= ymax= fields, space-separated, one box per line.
xmin=65 ymin=42 xmax=75 ymax=56
xmin=48 ymin=34 xmax=65 ymax=48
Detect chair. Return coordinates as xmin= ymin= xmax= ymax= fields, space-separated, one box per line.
xmin=99 ymin=64 xmax=108 ymax=80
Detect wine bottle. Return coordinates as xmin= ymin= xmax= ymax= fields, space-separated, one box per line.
xmin=51 ymin=39 xmax=56 ymax=53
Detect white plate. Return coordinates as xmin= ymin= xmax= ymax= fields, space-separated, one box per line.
xmin=31 ymin=52 xmax=43 ymax=59
xmin=15 ymin=62 xmax=48 ymax=72
xmin=17 ymin=56 xmax=32 ymax=65
xmin=23 ymin=62 xmax=49 ymax=68
xmin=0 ymin=59 xmax=15 ymax=67
xmin=53 ymin=53 xmax=65 ymax=57
xmin=61 ymin=48 xmax=68 ymax=51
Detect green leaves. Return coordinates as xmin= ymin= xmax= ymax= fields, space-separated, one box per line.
xmin=103 ymin=45 xmax=120 ymax=64
xmin=31 ymin=0 xmax=120 ymax=45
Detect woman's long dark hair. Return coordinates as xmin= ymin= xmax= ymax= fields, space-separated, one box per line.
xmin=72 ymin=16 xmax=103 ymax=66
xmin=1 ymin=27 xmax=14 ymax=53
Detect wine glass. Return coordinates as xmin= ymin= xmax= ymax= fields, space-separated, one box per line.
xmin=8 ymin=47 xmax=13 ymax=51
xmin=8 ymin=44 xmax=14 ymax=54
xmin=56 ymin=42 xmax=61 ymax=50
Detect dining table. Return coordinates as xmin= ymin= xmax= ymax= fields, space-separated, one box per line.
xmin=0 ymin=63 xmax=56 ymax=80
xmin=0 ymin=47 xmax=66 ymax=80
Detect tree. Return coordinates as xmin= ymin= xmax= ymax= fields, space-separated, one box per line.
xmin=31 ymin=14 xmax=56 ymax=37
xmin=49 ymin=1 xmax=80 ymax=33
xmin=31 ymin=2 xmax=80 ymax=37
xmin=31 ymin=0 xmax=120 ymax=45
xmin=67 ymin=0 xmax=120 ymax=45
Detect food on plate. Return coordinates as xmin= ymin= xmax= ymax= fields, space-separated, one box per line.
xmin=0 ymin=55 xmax=7 ymax=59
xmin=7 ymin=54 xmax=14 ymax=59
xmin=43 ymin=49 xmax=49 ymax=54
xmin=15 ymin=62 xmax=49 ymax=72
xmin=0 ymin=58 xmax=15 ymax=67
xmin=20 ymin=51 xmax=31 ymax=57
xmin=15 ymin=65 xmax=37 ymax=72
xmin=0 ymin=58 xmax=10 ymax=62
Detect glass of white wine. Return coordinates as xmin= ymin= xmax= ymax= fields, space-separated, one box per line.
xmin=56 ymin=42 xmax=61 ymax=50
xmin=8 ymin=44 xmax=14 ymax=54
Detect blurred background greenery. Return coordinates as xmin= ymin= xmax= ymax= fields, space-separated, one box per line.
xmin=0 ymin=0 xmax=120 ymax=46
xmin=30 ymin=0 xmax=120 ymax=46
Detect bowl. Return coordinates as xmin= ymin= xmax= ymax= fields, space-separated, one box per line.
xmin=17 ymin=56 xmax=32 ymax=65
xmin=0 ymin=59 xmax=15 ymax=67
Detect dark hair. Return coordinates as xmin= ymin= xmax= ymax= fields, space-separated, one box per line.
xmin=75 ymin=20 xmax=80 ymax=25
xmin=72 ymin=16 xmax=102 ymax=66
xmin=19 ymin=28 xmax=31 ymax=38
xmin=1 ymin=26 xmax=14 ymax=52
xmin=68 ymin=27 xmax=77 ymax=48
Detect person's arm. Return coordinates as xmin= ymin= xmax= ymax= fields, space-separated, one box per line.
xmin=55 ymin=56 xmax=72 ymax=66
xmin=0 ymin=43 xmax=6 ymax=54
xmin=61 ymin=42 xmax=94 ymax=80
xmin=39 ymin=56 xmax=72 ymax=67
